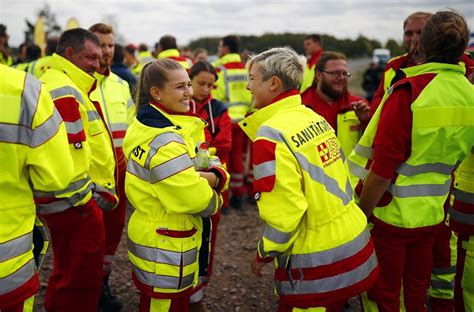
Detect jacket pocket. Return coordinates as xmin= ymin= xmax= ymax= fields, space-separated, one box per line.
xmin=155 ymin=228 xmax=199 ymax=292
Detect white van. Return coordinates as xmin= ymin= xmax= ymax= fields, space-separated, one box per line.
xmin=372 ymin=48 xmax=391 ymax=65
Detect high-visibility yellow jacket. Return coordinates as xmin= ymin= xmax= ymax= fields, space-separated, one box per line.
xmin=39 ymin=53 xmax=117 ymax=213
xmin=28 ymin=55 xmax=53 ymax=79
xmin=212 ymin=53 xmax=251 ymax=122
xmin=349 ymin=62 xmax=474 ymax=229
xmin=124 ymin=103 xmax=224 ymax=298
xmin=91 ymin=69 xmax=135 ymax=157
xmin=0 ymin=51 xmax=12 ymax=66
xmin=0 ymin=64 xmax=73 ymax=306
xmin=138 ymin=50 xmax=155 ymax=65
xmin=239 ymin=91 xmax=378 ymax=307
xmin=157 ymin=49 xmax=191 ymax=70
xmin=449 ymin=153 xmax=474 ymax=235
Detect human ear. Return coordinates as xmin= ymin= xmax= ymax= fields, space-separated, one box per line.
xmin=269 ymin=76 xmax=281 ymax=92
xmin=150 ymin=86 xmax=161 ymax=102
xmin=64 ymin=47 xmax=74 ymax=60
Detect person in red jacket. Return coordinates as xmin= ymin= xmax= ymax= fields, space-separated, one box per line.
xmin=188 ymin=60 xmax=232 ymax=312
xmin=301 ymin=51 xmax=370 ymax=156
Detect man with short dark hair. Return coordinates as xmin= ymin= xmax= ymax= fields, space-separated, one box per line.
xmin=40 ymin=28 xmax=117 ymax=311
xmin=300 ymin=34 xmax=324 ymax=92
xmin=301 ymin=51 xmax=370 ymax=156
xmin=212 ymin=34 xmax=252 ymax=211
xmin=156 ymin=34 xmax=191 ymax=69
xmin=89 ymin=22 xmax=135 ymax=311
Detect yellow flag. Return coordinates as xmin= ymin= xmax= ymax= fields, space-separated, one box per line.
xmin=65 ymin=18 xmax=80 ymax=30
xmin=34 ymin=16 xmax=46 ymax=56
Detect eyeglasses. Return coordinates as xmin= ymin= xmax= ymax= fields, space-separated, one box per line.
xmin=321 ymin=71 xmax=352 ymax=78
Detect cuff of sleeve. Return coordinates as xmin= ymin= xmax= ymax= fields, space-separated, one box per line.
xmin=256 ymin=251 xmax=274 ymax=264
xmin=208 ymin=166 xmax=228 ymax=193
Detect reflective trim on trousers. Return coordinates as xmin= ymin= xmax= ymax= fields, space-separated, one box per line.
xmin=50 ymin=86 xmax=84 ymax=104
xmin=449 ymin=206 xmax=474 ymax=226
xmin=276 ymin=251 xmax=378 ymax=295
xmin=128 ymin=239 xmax=197 ymax=267
xmin=0 ymin=258 xmax=36 ymax=295
xmin=0 ymin=232 xmax=32 ymax=262
xmin=132 ymin=266 xmax=194 ymax=290
xmin=454 ymin=188 xmax=474 ymax=205
xmin=431 ymin=280 xmax=455 ymax=290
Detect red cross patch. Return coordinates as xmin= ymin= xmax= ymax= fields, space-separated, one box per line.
xmin=317 ymin=142 xmax=330 ymax=163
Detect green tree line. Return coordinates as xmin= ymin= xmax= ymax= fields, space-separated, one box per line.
xmin=189 ymin=33 xmax=404 ymax=58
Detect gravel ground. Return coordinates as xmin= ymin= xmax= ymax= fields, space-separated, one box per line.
xmin=34 ymin=203 xmax=279 ymax=311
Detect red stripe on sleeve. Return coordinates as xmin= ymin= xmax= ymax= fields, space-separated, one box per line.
xmin=54 ymin=97 xmax=81 ymax=122
xmin=253 ymin=139 xmax=276 ymax=193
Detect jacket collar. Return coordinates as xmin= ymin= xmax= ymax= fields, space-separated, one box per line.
xmin=240 ymin=90 xmax=301 ymax=141
xmin=51 ymin=53 xmax=97 ymax=94
xmin=158 ymin=49 xmax=180 ymax=59
xmin=94 ymin=67 xmax=111 ymax=83
xmin=402 ymin=62 xmax=466 ymax=78
xmin=214 ymin=53 xmax=242 ymax=67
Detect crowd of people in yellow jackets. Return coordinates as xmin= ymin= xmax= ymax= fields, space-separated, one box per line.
xmin=0 ymin=8 xmax=473 ymax=312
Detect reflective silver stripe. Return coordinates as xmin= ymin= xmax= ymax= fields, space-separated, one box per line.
xmin=348 ymin=160 xmax=368 ymax=180
xmin=92 ymin=184 xmax=116 ymax=211
xmin=113 ymin=138 xmax=124 ymax=147
xmin=230 ymin=173 xmax=244 ymax=179
xmin=34 ymin=177 xmax=91 ymax=198
xmin=128 ymin=239 xmax=197 ymax=266
xmin=127 ymin=159 xmax=149 ymax=181
xmin=256 ymin=126 xmax=284 ymax=142
xmin=228 ymin=102 xmax=248 ymax=107
xmin=0 ymin=258 xmax=37 ymax=295
xmin=111 ymin=123 xmax=127 ymax=132
xmin=127 ymin=98 xmax=134 ymax=108
xmin=277 ymin=251 xmax=378 ymax=295
xmin=0 ymin=232 xmax=33 ymax=262
xmin=195 ymin=191 xmax=217 ymax=218
xmin=150 ymin=153 xmax=193 ymax=183
xmin=87 ymin=110 xmax=101 ymax=122
xmin=0 ymin=107 xmax=62 ymax=147
xmin=345 ymin=178 xmax=354 ymax=200
xmin=262 ymin=223 xmax=295 ymax=244
xmin=254 ymin=160 xmax=276 ymax=180
xmin=37 ymin=182 xmax=94 ymax=214
xmin=353 ymin=144 xmax=373 ymax=159
xmin=64 ymin=119 xmax=84 ymax=135
xmin=225 ymin=74 xmax=248 ymax=82
xmin=50 ymin=86 xmax=84 ymax=104
xmin=295 ymin=153 xmax=351 ymax=205
xmin=20 ymin=73 xmax=41 ymax=127
xmin=219 ymin=66 xmax=230 ymax=103
xmin=448 ymin=206 xmax=474 ymax=225
xmin=340 ymin=147 xmax=346 ymax=163
xmin=431 ymin=280 xmax=454 ymax=290
xmin=145 ymin=132 xmax=186 ymax=169
xmin=432 ymin=266 xmax=456 ymax=275
xmin=455 ymin=189 xmax=474 ymax=205
xmin=397 ymin=162 xmax=456 ymax=176
xmin=258 ymin=239 xmax=282 ymax=258
xmin=389 ymin=179 xmax=451 ymax=198
xmin=282 ymin=227 xmax=371 ymax=268
xmin=133 ymin=266 xmax=194 ymax=290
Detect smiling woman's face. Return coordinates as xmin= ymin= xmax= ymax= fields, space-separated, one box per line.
xmin=153 ymin=68 xmax=193 ymax=113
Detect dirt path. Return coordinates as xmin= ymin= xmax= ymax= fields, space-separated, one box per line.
xmin=35 ymin=203 xmax=279 ymax=311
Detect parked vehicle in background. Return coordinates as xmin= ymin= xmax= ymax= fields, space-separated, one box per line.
xmin=372 ymin=48 xmax=391 ymax=65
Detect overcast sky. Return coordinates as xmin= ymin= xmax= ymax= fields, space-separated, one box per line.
xmin=1 ymin=0 xmax=473 ymax=50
